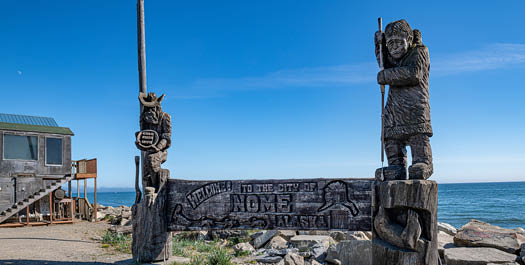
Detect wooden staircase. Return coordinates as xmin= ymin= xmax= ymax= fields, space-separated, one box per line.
xmin=0 ymin=175 xmax=75 ymax=224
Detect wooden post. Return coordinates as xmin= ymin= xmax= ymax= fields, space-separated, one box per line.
xmin=84 ymin=179 xmax=87 ymax=199
xmin=26 ymin=206 xmax=29 ymax=225
xmin=137 ymin=0 xmax=147 ymax=195
xmin=94 ymin=177 xmax=97 ymax=221
xmin=68 ymin=180 xmax=74 ymax=220
xmin=49 ymin=192 xmax=53 ymax=224
xmin=77 ymin=179 xmax=79 ymax=198
xmin=137 ymin=0 xmax=147 ymax=95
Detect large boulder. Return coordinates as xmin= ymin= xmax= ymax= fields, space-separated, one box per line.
xmin=279 ymin=230 xmax=297 ymax=241
xmin=283 ymin=253 xmax=304 ymax=265
xmin=346 ymin=231 xmax=371 ymax=241
xmin=326 ymin=240 xmax=372 ymax=265
xmin=289 ymin=235 xmax=334 ymax=251
xmin=444 ymin=247 xmax=518 ymax=265
xmin=233 ymin=242 xmax=255 ymax=254
xmin=438 ymin=231 xmax=456 ymax=259
xmin=454 ymin=220 xmax=525 ymax=254
xmin=254 ymin=230 xmax=280 ymax=249
xmin=266 ymin=236 xmax=289 ymax=250
xmin=438 ymin=222 xmax=457 ymax=236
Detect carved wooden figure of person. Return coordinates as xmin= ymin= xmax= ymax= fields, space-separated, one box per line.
xmin=136 ymin=92 xmax=172 ymax=194
xmin=375 ymin=19 xmax=433 ymax=181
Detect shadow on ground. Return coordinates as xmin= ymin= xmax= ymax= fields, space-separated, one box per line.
xmin=0 ymin=260 xmax=134 ymax=265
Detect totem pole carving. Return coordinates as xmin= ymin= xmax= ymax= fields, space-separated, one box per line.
xmin=132 ymin=91 xmax=173 ymax=262
xmin=372 ymin=19 xmax=439 ymax=265
xmin=136 ymin=92 xmax=172 ymax=201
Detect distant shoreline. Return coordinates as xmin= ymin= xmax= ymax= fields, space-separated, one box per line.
xmin=92 ymin=180 xmax=525 ymax=190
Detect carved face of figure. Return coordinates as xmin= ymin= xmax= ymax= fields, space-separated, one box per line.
xmin=143 ymin=106 xmax=159 ymax=124
xmin=386 ymin=35 xmax=409 ymax=60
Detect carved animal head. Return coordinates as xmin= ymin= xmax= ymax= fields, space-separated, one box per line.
xmin=385 ymin=19 xmax=413 ymax=60
xmin=139 ymin=92 xmax=164 ymax=124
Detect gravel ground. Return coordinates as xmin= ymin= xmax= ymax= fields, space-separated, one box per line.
xmin=0 ymin=221 xmax=133 ymax=265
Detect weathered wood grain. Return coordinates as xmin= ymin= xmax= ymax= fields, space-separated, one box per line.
xmin=167 ymin=178 xmax=373 ymax=231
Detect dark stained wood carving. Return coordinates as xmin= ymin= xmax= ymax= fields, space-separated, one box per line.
xmin=167 ymin=178 xmax=373 ymax=231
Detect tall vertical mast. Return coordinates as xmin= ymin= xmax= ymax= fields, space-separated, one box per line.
xmin=136 ymin=0 xmax=146 ymax=201
xmin=137 ymin=0 xmax=147 ymax=95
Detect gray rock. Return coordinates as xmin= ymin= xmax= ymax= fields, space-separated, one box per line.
xmin=438 ymin=231 xmax=456 ymax=259
xmin=283 ymin=253 xmax=304 ymax=265
xmin=233 ymin=242 xmax=255 ymax=253
xmin=444 ymin=247 xmax=518 ymax=265
xmin=264 ymin=248 xmax=297 ymax=257
xmin=326 ymin=240 xmax=372 ymax=265
xmin=298 ymin=231 xmax=330 ymax=236
xmin=521 ymin=242 xmax=525 ymax=256
xmin=310 ymin=260 xmax=322 ymax=265
xmin=109 ymin=225 xmax=132 ymax=235
xmin=208 ymin=230 xmax=249 ymax=240
xmin=121 ymin=210 xmax=132 ymax=219
xmin=325 ymin=258 xmax=342 ymax=265
xmin=438 ymin=222 xmax=457 ymax=236
xmin=310 ymin=243 xmax=328 ymax=262
xmin=255 ymin=230 xmax=280 ymax=249
xmin=251 ymin=231 xmax=265 ymax=239
xmin=279 ymin=230 xmax=297 ymax=241
xmin=346 ymin=231 xmax=371 ymax=241
xmin=329 ymin=231 xmax=347 ymax=242
xmin=256 ymin=255 xmax=283 ymax=263
xmin=267 ymin=236 xmax=289 ymax=250
xmin=289 ymin=235 xmax=334 ymax=252
xmin=96 ymin=212 xmax=107 ymax=220
xmin=454 ymin=220 xmax=525 ymax=254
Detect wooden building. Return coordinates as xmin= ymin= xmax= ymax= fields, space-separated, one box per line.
xmin=0 ymin=113 xmax=97 ymax=226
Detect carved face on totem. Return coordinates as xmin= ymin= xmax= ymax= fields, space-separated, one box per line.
xmin=385 ymin=19 xmax=413 ymax=60
xmin=139 ymin=92 xmax=165 ymax=125
xmin=143 ymin=106 xmax=160 ymax=124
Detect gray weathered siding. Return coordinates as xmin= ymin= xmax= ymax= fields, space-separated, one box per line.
xmin=0 ymin=130 xmax=71 ymax=178
xmin=0 ymin=130 xmax=72 ymax=212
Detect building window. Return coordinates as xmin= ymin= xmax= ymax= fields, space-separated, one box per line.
xmin=46 ymin=137 xmax=63 ymax=166
xmin=3 ymin=134 xmax=38 ymax=160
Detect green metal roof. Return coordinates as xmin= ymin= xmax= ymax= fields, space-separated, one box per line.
xmin=0 ymin=122 xmax=74 ymax=135
xmin=0 ymin=113 xmax=59 ymax=127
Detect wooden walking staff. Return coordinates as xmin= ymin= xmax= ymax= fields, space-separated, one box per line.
xmin=378 ymin=17 xmax=385 ymax=179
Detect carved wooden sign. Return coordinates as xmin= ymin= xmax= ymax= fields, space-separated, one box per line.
xmin=166 ymin=178 xmax=373 ymax=231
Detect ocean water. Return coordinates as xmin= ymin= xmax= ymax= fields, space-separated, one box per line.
xmin=83 ymin=181 xmax=525 ymax=229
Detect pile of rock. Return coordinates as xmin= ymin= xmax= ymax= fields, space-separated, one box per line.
xmin=228 ymin=230 xmax=373 ymax=265
xmin=439 ymin=220 xmax=525 ymax=265
xmin=97 ymin=205 xmax=133 ymax=235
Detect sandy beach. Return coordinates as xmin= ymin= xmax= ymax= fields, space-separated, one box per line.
xmin=0 ymin=221 xmax=132 ymax=265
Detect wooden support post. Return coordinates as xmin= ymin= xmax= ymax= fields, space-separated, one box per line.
xmin=94 ymin=177 xmax=97 ymax=221
xmin=26 ymin=206 xmax=29 ymax=225
xmin=84 ymin=179 xmax=87 ymax=199
xmin=77 ymin=179 xmax=79 ymax=198
xmin=69 ymin=180 xmax=74 ymax=220
xmin=49 ymin=192 xmax=53 ymax=224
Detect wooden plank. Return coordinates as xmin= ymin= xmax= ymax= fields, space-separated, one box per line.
xmin=94 ymin=177 xmax=97 ymax=221
xmin=167 ymin=178 xmax=373 ymax=232
xmin=49 ymin=192 xmax=53 ymax=224
xmin=0 ymin=223 xmax=25 ymax=228
xmin=75 ymin=173 xmax=97 ymax=179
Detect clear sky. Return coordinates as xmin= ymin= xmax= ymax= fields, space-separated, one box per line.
xmin=2 ymin=1 xmax=525 ymax=187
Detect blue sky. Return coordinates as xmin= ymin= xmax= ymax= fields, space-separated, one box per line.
xmin=2 ymin=1 xmax=525 ymax=187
